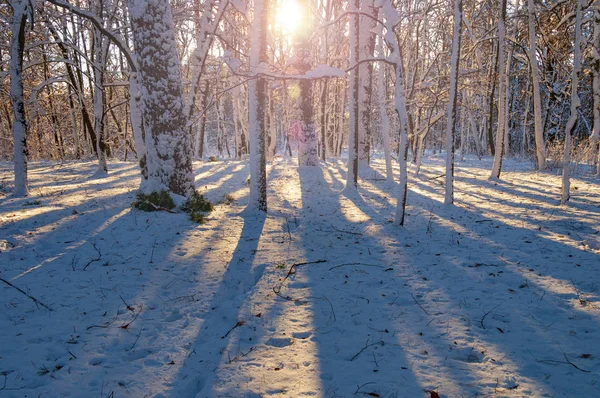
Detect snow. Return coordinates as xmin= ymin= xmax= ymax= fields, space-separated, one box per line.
xmin=304 ymin=65 xmax=345 ymax=79
xmin=1 ymin=156 xmax=599 ymax=397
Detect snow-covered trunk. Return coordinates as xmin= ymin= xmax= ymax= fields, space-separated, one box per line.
xmin=93 ymin=25 xmax=108 ymax=175
xmin=9 ymin=0 xmax=29 ymax=197
xmin=379 ymin=0 xmax=409 ymax=224
xmin=503 ymin=41 xmax=513 ymax=157
xmin=561 ymin=0 xmax=583 ymax=204
xmin=297 ymin=0 xmax=318 ymax=167
xmin=234 ymin=82 xmax=248 ymax=158
xmin=247 ymin=0 xmax=268 ymax=212
xmin=129 ymin=71 xmax=148 ymax=184
xmin=591 ymin=1 xmax=600 ymax=175
xmin=268 ymin=87 xmax=277 ymax=159
xmin=527 ymin=0 xmax=546 ymax=170
xmin=195 ymin=80 xmax=210 ymax=158
xmin=320 ymin=79 xmax=329 ymax=161
xmin=68 ymin=87 xmax=80 ymax=159
xmin=128 ymin=0 xmax=194 ymax=197
xmin=393 ymin=58 xmax=410 ymax=225
xmin=376 ymin=29 xmax=393 ymax=183
xmin=357 ymin=0 xmax=376 ymax=166
xmin=444 ymin=0 xmax=462 ymax=205
xmin=521 ymin=81 xmax=530 ymax=157
xmin=345 ymin=0 xmax=360 ymax=190
xmin=490 ymin=0 xmax=507 ymax=180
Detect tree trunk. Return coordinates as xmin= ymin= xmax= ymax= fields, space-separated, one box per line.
xmin=345 ymin=0 xmax=360 ymax=190
xmin=591 ymin=0 xmax=600 ymax=175
xmin=297 ymin=0 xmax=318 ymax=166
xmin=527 ymin=0 xmax=546 ymax=170
xmin=129 ymin=71 xmax=148 ymax=184
xmin=376 ymin=27 xmax=393 ymax=183
xmin=128 ymin=0 xmax=194 ymax=197
xmin=247 ymin=0 xmax=269 ymax=212
xmin=358 ymin=0 xmax=376 ymax=166
xmin=92 ymin=0 xmax=108 ymax=175
xmin=445 ymin=0 xmax=462 ymax=204
xmin=561 ymin=0 xmax=583 ymax=204
xmin=490 ymin=0 xmax=508 ymax=180
xmin=10 ymin=0 xmax=30 ymax=197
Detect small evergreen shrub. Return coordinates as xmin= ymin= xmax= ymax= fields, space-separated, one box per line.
xmin=181 ymin=191 xmax=214 ymax=213
xmin=189 ymin=211 xmax=205 ymax=224
xmin=132 ymin=190 xmax=176 ymax=212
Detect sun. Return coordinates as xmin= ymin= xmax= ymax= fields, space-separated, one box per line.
xmin=275 ymin=0 xmax=302 ymax=34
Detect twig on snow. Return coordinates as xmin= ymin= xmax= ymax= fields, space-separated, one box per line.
xmin=329 ymin=263 xmax=384 ymax=271
xmin=479 ymin=304 xmax=501 ymax=329
xmin=328 ymin=224 xmax=363 ymax=235
xmin=284 ymin=259 xmax=327 ymax=280
xmin=351 ymin=340 xmax=385 ymax=361
xmin=354 ymin=382 xmax=376 ymax=395
xmin=221 ymin=320 xmax=245 ymax=339
xmin=528 ymin=349 xmax=590 ymax=373
xmin=427 ymin=173 xmax=445 ymax=181
xmin=0 ymin=277 xmax=53 ymax=311
xmin=410 ymin=293 xmax=430 ymax=315
xmin=83 ymin=242 xmax=101 ymax=270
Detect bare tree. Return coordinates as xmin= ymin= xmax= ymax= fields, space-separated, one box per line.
xmin=247 ymin=0 xmax=269 ymax=212
xmin=128 ymin=0 xmax=194 ymax=197
xmin=297 ymin=0 xmax=318 ymax=166
xmin=444 ymin=0 xmax=462 ymax=205
xmin=9 ymin=0 xmax=33 ymax=196
xmin=561 ymin=0 xmax=583 ymax=204
xmin=527 ymin=0 xmax=546 ymax=170
xmin=490 ymin=0 xmax=508 ymax=180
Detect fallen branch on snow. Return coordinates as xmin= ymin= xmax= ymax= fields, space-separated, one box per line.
xmin=0 ymin=277 xmax=53 ymax=311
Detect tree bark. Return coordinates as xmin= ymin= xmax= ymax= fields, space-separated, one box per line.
xmin=9 ymin=0 xmax=30 ymax=196
xmin=527 ymin=0 xmax=546 ymax=170
xmin=445 ymin=0 xmax=462 ymax=205
xmin=247 ymin=0 xmax=269 ymax=212
xmin=345 ymin=0 xmax=360 ymax=190
xmin=490 ymin=0 xmax=508 ymax=180
xmin=561 ymin=0 xmax=583 ymax=204
xmin=128 ymin=0 xmax=194 ymax=197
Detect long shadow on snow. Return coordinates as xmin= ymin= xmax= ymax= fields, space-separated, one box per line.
xmin=168 ymin=211 xmax=267 ymax=397
xmin=349 ymin=165 xmax=600 ymax=395
xmin=291 ymin=166 xmax=444 ymax=397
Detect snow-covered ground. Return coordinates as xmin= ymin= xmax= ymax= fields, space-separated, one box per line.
xmin=1 ymin=156 xmax=599 ymax=398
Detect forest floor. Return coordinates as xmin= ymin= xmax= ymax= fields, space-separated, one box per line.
xmin=1 ymin=155 xmax=599 ymax=398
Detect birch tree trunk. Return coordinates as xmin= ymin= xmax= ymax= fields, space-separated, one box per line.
xmin=527 ymin=0 xmax=546 ymax=170
xmin=345 ymin=0 xmax=360 ymax=190
xmin=247 ymin=0 xmax=268 ymax=212
xmin=128 ymin=0 xmax=194 ymax=197
xmin=297 ymin=0 xmax=318 ymax=167
xmin=376 ymin=27 xmax=393 ymax=183
xmin=490 ymin=0 xmax=508 ymax=180
xmin=358 ymin=0 xmax=376 ymax=166
xmin=380 ymin=0 xmax=409 ymax=224
xmin=444 ymin=0 xmax=462 ymax=205
xmin=9 ymin=0 xmax=31 ymax=197
xmin=561 ymin=0 xmax=583 ymax=204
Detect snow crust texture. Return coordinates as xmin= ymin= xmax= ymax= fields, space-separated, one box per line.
xmin=1 ymin=156 xmax=599 ymax=397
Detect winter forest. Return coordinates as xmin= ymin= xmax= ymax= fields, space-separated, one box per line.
xmin=1 ymin=0 xmax=600 ymax=396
